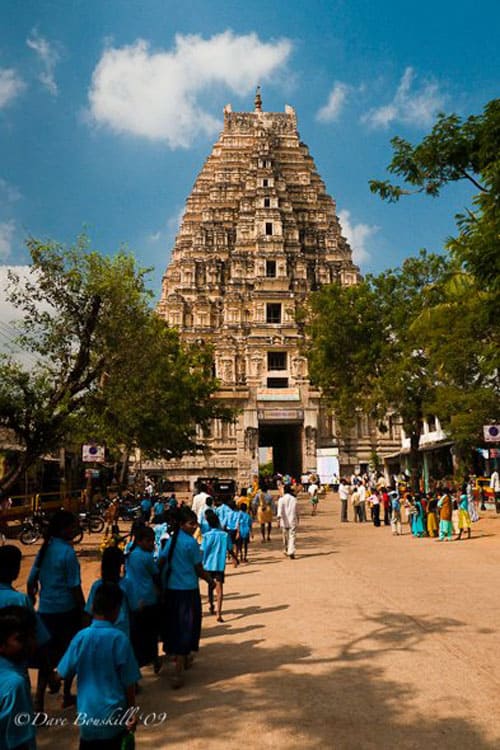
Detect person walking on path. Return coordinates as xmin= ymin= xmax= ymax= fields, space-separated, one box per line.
xmin=390 ymin=491 xmax=402 ymax=536
xmin=338 ymin=479 xmax=350 ymax=522
xmin=426 ymin=494 xmax=439 ymax=537
xmin=201 ymin=510 xmax=232 ymax=622
xmin=124 ymin=525 xmax=161 ymax=673
xmin=437 ymin=489 xmax=454 ymax=541
xmin=27 ymin=509 xmax=84 ymax=711
xmin=57 ymin=582 xmax=140 ymax=750
xmin=490 ymin=469 xmax=500 ymax=514
xmin=457 ymin=490 xmax=472 ymax=540
xmin=257 ymin=490 xmax=274 ymax=542
xmin=158 ymin=507 xmax=214 ymax=688
xmin=277 ymin=484 xmax=299 ymax=559
xmin=369 ymin=489 xmax=381 ymax=527
xmin=381 ymin=488 xmax=391 ymax=526
xmin=308 ymin=479 xmax=319 ymax=516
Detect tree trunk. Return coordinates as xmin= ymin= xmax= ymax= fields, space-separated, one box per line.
xmin=408 ymin=430 xmax=421 ymax=494
xmin=0 ymin=452 xmax=34 ymax=494
xmin=119 ymin=448 xmax=130 ymax=491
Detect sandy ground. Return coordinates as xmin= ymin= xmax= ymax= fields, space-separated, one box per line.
xmin=15 ymin=493 xmax=500 ymax=749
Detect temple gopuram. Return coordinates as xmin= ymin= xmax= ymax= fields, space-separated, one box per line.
xmin=154 ymin=91 xmax=400 ymax=488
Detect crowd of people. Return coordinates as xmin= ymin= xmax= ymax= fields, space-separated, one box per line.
xmin=0 ymin=476 xmax=303 ymax=750
xmin=0 ymin=468 xmax=491 ymax=749
xmin=337 ymin=474 xmax=480 ymax=541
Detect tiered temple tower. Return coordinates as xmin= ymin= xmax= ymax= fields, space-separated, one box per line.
xmin=155 ymin=93 xmax=400 ymax=488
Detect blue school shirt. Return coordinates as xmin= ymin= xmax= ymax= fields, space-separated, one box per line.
xmin=153 ymin=522 xmax=170 ymax=558
xmin=27 ymin=537 xmax=81 ymax=613
xmin=153 ymin=501 xmax=164 ymax=517
xmin=85 ymin=578 xmax=131 ymax=638
xmin=159 ymin=529 xmax=202 ymax=590
xmin=0 ymin=656 xmax=36 ymax=750
xmin=140 ymin=498 xmax=152 ymax=513
xmin=225 ymin=509 xmax=239 ymax=531
xmin=0 ymin=583 xmax=50 ymax=647
xmin=201 ymin=529 xmax=231 ymax=572
xmin=57 ymin=620 xmax=141 ymax=742
xmin=197 ymin=507 xmax=211 ymax=536
xmin=124 ymin=547 xmax=158 ymax=611
xmin=215 ymin=503 xmax=230 ymax=529
xmin=238 ymin=511 xmax=253 ymax=539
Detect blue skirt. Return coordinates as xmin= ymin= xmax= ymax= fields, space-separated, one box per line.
xmin=161 ymin=588 xmax=202 ymax=656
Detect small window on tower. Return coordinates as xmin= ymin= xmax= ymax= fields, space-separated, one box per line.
xmin=267 ymin=377 xmax=289 ymax=388
xmin=265 ymin=222 xmax=273 ymax=236
xmin=266 ymin=303 xmax=281 ymax=324
xmin=267 ymin=351 xmax=287 ymax=370
xmin=264 ymin=197 xmax=271 ymax=208
xmin=266 ymin=260 xmax=276 ymax=278
xmin=263 ymin=178 xmax=269 ymax=187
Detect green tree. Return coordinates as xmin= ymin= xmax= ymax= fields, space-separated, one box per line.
xmin=370 ymin=98 xmax=500 ymax=460
xmin=80 ymin=313 xmax=231 ymax=485
xmin=0 ymin=236 xmax=229 ymax=492
xmin=305 ymin=252 xmax=448 ymax=490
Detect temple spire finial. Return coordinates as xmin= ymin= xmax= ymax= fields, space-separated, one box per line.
xmin=254 ymin=85 xmax=262 ymax=112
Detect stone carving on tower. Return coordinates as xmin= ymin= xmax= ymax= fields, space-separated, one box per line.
xmin=155 ymin=93 xmax=400 ymax=487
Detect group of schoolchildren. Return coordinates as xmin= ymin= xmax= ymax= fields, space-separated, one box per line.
xmin=0 ymin=489 xmax=258 ymax=750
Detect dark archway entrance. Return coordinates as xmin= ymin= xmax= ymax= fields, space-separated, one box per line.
xmin=258 ymin=422 xmax=302 ymax=479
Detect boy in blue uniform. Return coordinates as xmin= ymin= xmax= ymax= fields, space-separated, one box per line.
xmin=201 ymin=511 xmax=232 ymax=622
xmin=57 ymin=582 xmax=141 ymax=750
xmin=0 ymin=605 xmax=37 ymax=750
xmin=0 ymin=546 xmax=58 ymax=710
xmin=140 ymin=496 xmax=152 ymax=523
xmin=236 ymin=503 xmax=253 ymax=563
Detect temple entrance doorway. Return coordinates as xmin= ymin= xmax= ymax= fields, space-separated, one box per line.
xmin=258 ymin=422 xmax=302 ymax=480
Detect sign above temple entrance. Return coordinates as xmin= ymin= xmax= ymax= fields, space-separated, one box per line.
xmin=257 ymin=409 xmax=304 ymax=422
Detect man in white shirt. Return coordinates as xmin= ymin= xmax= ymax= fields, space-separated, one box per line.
xmin=490 ymin=470 xmax=500 ymax=514
xmin=192 ymin=484 xmax=210 ymax=516
xmin=277 ymin=484 xmax=299 ymax=559
xmin=338 ymin=479 xmax=350 ymax=522
xmin=357 ymin=481 xmax=367 ymax=522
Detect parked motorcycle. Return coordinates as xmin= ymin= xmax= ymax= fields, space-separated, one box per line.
xmin=72 ymin=510 xmax=105 ymax=544
xmin=19 ymin=510 xmax=50 ymax=545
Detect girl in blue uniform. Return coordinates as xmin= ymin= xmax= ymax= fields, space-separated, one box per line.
xmin=0 ymin=606 xmax=37 ymax=750
xmin=236 ymin=503 xmax=253 ymax=563
xmin=27 ymin=510 xmax=84 ymax=710
xmin=85 ymin=547 xmax=131 ymax=637
xmin=124 ymin=525 xmax=161 ymax=672
xmin=0 ymin=545 xmax=58 ymax=711
xmin=159 ymin=506 xmax=214 ymax=688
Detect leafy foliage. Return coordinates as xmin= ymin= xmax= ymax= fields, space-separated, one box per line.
xmin=0 ymin=236 xmax=230 ymax=491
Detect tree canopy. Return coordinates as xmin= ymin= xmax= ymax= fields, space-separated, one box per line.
xmin=305 ymin=252 xmax=448 ymax=488
xmin=307 ymin=98 xmax=499 ymax=482
xmin=0 ymin=236 xmax=230 ymax=492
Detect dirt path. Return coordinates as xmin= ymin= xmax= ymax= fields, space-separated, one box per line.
xmin=24 ymin=494 xmax=500 ymax=749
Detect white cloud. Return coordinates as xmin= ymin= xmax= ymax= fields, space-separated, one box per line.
xmin=0 ymin=221 xmax=16 ymax=261
xmin=88 ymin=31 xmax=293 ymax=148
xmin=338 ymin=209 xmax=378 ymax=266
xmin=26 ymin=30 xmax=60 ymax=96
xmin=362 ymin=67 xmax=446 ymax=129
xmin=0 ymin=68 xmax=25 ymax=108
xmin=0 ymin=179 xmax=21 ymax=203
xmin=316 ymin=82 xmax=350 ymax=123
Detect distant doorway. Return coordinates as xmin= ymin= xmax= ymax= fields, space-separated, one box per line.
xmin=258 ymin=423 xmax=302 ymax=480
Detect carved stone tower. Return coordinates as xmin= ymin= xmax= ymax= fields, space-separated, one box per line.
xmin=157 ymin=96 xmax=397 ymax=487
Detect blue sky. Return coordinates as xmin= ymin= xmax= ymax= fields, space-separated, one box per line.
xmin=0 ymin=0 xmax=498 ymax=311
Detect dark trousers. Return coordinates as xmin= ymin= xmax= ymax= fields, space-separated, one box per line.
xmin=340 ymin=499 xmax=348 ymax=522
